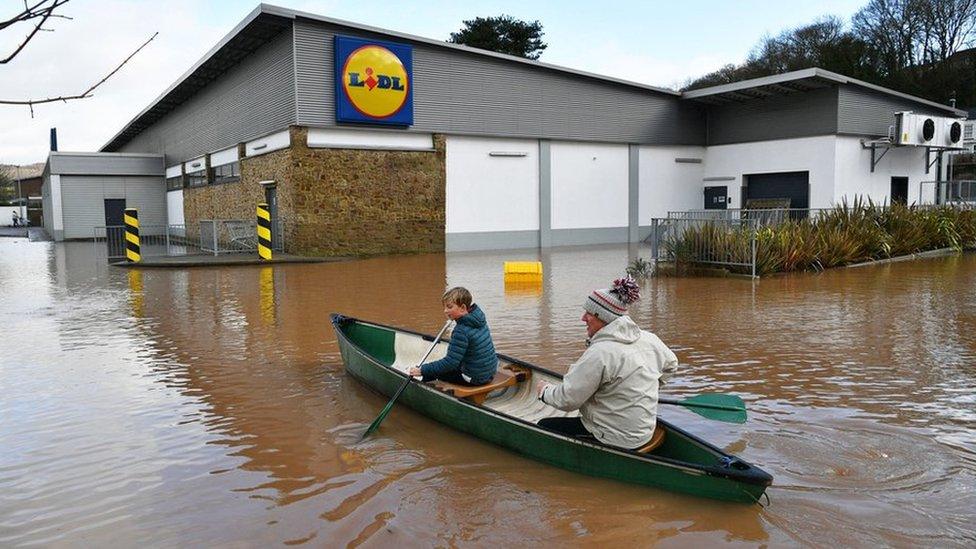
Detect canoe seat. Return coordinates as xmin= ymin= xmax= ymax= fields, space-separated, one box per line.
xmin=634 ymin=425 xmax=666 ymax=454
xmin=435 ymin=367 xmax=520 ymax=405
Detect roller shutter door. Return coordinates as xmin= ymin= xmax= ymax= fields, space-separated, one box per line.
xmin=744 ymin=171 xmax=809 ymax=209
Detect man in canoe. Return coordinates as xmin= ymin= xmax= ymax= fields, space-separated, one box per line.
xmin=536 ymin=276 xmax=678 ymax=450
xmin=408 ymin=287 xmax=498 ymax=386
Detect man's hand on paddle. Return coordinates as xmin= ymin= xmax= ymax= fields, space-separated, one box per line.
xmin=536 ymin=380 xmax=550 ymax=399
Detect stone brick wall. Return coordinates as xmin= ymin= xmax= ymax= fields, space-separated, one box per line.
xmin=285 ymin=127 xmax=445 ymax=256
xmin=180 ymin=126 xmax=446 ymax=257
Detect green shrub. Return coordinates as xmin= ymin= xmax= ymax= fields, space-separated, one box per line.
xmin=660 ymin=201 xmax=974 ymax=276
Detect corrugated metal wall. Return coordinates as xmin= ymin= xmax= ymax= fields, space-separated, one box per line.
xmin=49 ymin=154 xmax=164 ymax=176
xmin=293 ymin=19 xmax=706 ymax=145
xmin=119 ymin=30 xmax=297 ymax=163
xmin=837 ymin=85 xmax=954 ymax=137
xmin=705 ymin=87 xmax=839 ymax=145
xmin=60 ymin=176 xmax=166 ymax=239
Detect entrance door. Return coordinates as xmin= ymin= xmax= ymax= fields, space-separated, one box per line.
xmin=891 ymin=177 xmax=908 ymax=205
xmin=264 ymin=185 xmax=278 ymax=249
xmin=704 ymin=186 xmax=728 ymax=210
xmin=104 ymin=199 xmax=126 ymax=226
xmin=104 ymin=199 xmax=126 ymax=258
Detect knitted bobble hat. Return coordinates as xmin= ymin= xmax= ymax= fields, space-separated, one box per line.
xmin=583 ymin=275 xmax=641 ymax=322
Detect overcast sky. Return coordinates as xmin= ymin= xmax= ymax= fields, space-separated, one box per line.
xmin=0 ymin=0 xmax=867 ymax=165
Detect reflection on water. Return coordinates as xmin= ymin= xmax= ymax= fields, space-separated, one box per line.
xmin=1 ymin=239 xmax=975 ymax=546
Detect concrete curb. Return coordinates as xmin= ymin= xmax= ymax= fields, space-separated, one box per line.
xmin=111 ymin=255 xmax=346 ymax=268
xmin=846 ymin=247 xmax=959 ymax=268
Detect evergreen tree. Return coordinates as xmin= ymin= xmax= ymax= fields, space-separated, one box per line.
xmin=449 ymin=15 xmax=547 ymax=60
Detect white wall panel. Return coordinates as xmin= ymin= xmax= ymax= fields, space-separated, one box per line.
xmin=165 ymin=165 xmax=183 ymax=178
xmin=50 ymin=174 xmax=63 ymax=232
xmin=184 ymin=157 xmax=206 ymax=172
xmin=703 ymin=136 xmax=836 ymax=209
xmin=167 ymin=190 xmax=185 ymax=226
xmin=245 ymin=130 xmax=290 ymax=157
xmin=550 ymin=142 xmax=629 ymax=229
xmin=833 ymin=136 xmax=939 ymax=206
xmin=209 ymin=146 xmax=239 ymax=167
xmin=308 ymin=128 xmax=434 ymax=150
xmin=445 ymin=136 xmax=539 ymax=233
xmin=639 ymin=146 xmax=706 ymax=222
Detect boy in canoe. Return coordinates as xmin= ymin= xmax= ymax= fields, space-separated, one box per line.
xmin=408 ymin=287 xmax=498 ymax=386
xmin=535 ymin=276 xmax=678 ymax=450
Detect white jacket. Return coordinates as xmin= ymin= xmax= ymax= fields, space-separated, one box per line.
xmin=541 ymin=316 xmax=678 ymax=449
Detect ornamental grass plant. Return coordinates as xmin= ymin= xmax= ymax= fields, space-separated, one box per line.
xmin=663 ymin=200 xmax=976 ymax=277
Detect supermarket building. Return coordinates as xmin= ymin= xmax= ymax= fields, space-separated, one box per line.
xmin=42 ymin=4 xmax=968 ymax=253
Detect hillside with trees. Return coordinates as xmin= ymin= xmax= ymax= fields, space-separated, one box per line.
xmin=683 ymin=0 xmax=976 ymax=111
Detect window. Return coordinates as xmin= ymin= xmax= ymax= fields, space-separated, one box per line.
xmin=211 ymin=161 xmax=240 ymax=185
xmin=186 ymin=168 xmax=208 ymax=188
xmin=166 ymin=175 xmax=184 ymax=191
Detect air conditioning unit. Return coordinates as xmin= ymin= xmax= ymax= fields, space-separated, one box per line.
xmin=943 ymin=118 xmax=966 ymax=148
xmin=895 ymin=112 xmax=938 ymax=146
xmin=895 ymin=112 xmax=968 ymax=149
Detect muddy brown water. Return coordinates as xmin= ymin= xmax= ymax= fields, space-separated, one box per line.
xmin=1 ymin=239 xmax=974 ymax=547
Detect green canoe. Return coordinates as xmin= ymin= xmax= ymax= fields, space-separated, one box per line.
xmin=332 ymin=314 xmax=773 ymax=503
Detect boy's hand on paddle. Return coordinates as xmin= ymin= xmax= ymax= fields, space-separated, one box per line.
xmin=408 ymin=366 xmax=422 ymax=378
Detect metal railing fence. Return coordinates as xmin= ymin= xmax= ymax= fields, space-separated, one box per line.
xmin=198 ymin=218 xmax=286 ymax=255
xmin=93 ymin=218 xmax=287 ymax=262
xmin=93 ymin=224 xmax=197 ymax=262
xmin=919 ymin=180 xmax=976 ymax=205
xmin=649 ymin=217 xmax=758 ymax=278
xmin=666 ymin=208 xmax=833 ymax=226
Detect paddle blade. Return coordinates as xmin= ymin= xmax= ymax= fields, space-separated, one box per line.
xmin=662 ymin=393 xmax=748 ymax=424
xmin=362 ymin=399 xmax=397 ymax=439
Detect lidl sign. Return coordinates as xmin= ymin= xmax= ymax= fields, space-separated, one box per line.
xmin=335 ymin=36 xmax=413 ymax=126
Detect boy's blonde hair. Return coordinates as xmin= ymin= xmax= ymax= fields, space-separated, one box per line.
xmin=442 ymin=287 xmax=472 ymax=307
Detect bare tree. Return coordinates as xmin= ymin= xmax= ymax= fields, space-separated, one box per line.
xmin=0 ymin=0 xmax=157 ymax=116
xmin=918 ymin=0 xmax=976 ymax=63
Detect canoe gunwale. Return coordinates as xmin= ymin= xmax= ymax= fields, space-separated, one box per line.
xmin=330 ymin=313 xmax=773 ymax=489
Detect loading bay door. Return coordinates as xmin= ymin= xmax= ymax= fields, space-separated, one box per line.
xmin=744 ymin=171 xmax=810 ymax=210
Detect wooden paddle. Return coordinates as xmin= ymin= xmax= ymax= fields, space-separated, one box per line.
xmin=659 ymin=393 xmax=748 ymax=424
xmin=361 ymin=320 xmax=453 ymax=440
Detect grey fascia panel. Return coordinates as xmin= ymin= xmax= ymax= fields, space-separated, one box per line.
xmin=836 ymin=85 xmax=963 ymax=137
xmin=706 ymin=86 xmax=838 ymax=145
xmin=269 ymin=4 xmax=679 ymax=97
xmin=293 ymin=19 xmax=705 ymax=145
xmin=49 ymin=152 xmax=164 ymax=176
xmin=118 ymin=30 xmax=296 ymax=163
xmin=685 ymin=67 xmax=965 ymax=117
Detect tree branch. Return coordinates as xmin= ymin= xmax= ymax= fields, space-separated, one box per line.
xmin=0 ymin=0 xmax=72 ymax=64
xmin=0 ymin=31 xmax=158 ymax=117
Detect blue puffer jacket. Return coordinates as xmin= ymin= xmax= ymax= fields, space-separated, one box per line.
xmin=420 ymin=304 xmax=498 ymax=384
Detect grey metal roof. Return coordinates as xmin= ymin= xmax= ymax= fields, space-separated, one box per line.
xmin=683 ymin=68 xmax=967 ymax=117
xmin=101 ymin=6 xmax=291 ymax=152
xmin=101 ymin=3 xmax=682 ymax=152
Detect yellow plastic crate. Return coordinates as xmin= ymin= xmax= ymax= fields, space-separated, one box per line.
xmin=503 ymin=261 xmax=543 ymax=276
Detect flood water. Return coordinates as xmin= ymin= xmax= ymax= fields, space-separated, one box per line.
xmin=1 ymin=238 xmax=974 ymax=547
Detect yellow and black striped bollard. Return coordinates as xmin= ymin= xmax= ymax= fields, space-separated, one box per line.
xmin=124 ymin=208 xmax=141 ymax=263
xmin=256 ymin=202 xmax=272 ymax=260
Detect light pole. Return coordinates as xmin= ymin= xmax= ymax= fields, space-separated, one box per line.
xmin=16 ymin=164 xmax=23 ymax=227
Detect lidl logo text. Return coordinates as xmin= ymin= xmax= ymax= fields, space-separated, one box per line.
xmin=335 ymin=36 xmax=413 ymax=125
